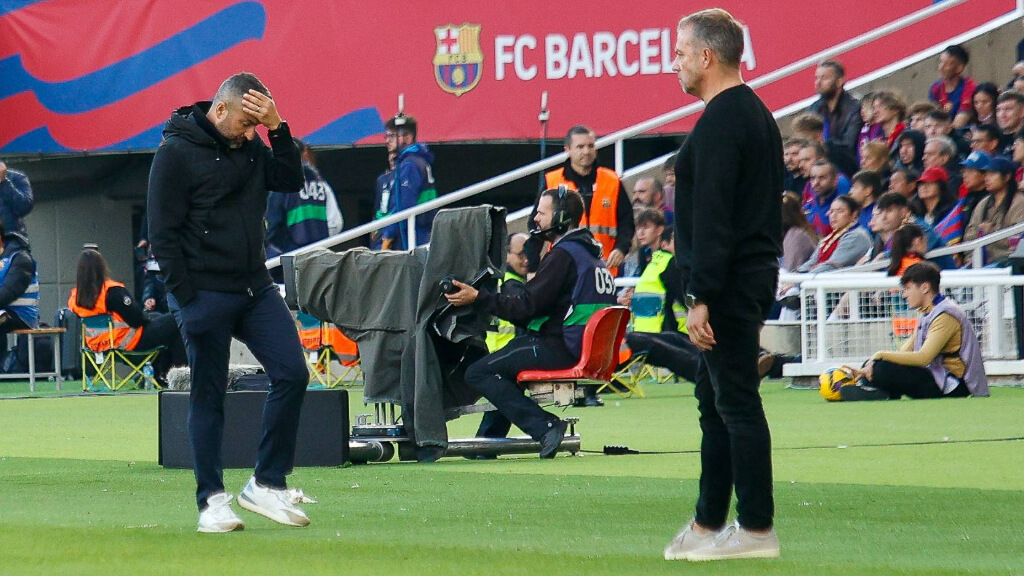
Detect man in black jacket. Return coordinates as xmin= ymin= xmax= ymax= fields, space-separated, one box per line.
xmin=807 ymin=60 xmax=863 ymax=153
xmin=664 ymin=9 xmax=782 ymax=562
xmin=148 ymin=72 xmax=311 ymax=534
xmin=0 ymin=226 xmax=38 ymax=335
xmin=444 ymin=188 xmax=617 ymax=458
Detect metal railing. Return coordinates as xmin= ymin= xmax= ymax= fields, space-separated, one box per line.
xmin=784 ymin=270 xmax=1024 ymax=377
xmin=267 ymin=0 xmax=1001 ymax=270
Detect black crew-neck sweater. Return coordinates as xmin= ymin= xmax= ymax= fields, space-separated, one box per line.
xmin=674 ymin=84 xmax=783 ymax=304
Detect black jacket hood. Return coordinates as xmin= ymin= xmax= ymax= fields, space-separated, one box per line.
xmin=162 ymin=102 xmax=226 ymax=149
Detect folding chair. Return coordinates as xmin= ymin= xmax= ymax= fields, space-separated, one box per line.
xmin=517 ymin=306 xmax=630 ymax=406
xmin=601 ymin=294 xmax=673 ymax=398
xmin=80 ymin=314 xmax=164 ymax=392
xmin=297 ymin=312 xmax=360 ymax=388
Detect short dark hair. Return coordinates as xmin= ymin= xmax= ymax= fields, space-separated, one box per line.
xmin=997 ymin=90 xmax=1024 ymax=106
xmin=818 ymin=59 xmax=845 ymax=78
xmin=942 ymin=44 xmax=969 ymax=66
xmin=852 ymin=170 xmax=884 ymax=199
xmin=833 ymin=194 xmax=860 ymax=214
xmin=876 ymin=191 xmax=909 ymax=211
xmin=900 ymin=261 xmax=941 ymax=293
xmin=660 ymin=227 xmax=674 ymax=243
xmin=810 ymin=160 xmax=837 ymax=177
xmin=385 ymin=115 xmax=418 ymax=139
xmin=678 ymin=8 xmax=745 ymax=69
xmin=213 ymin=72 xmax=269 ymax=103
xmin=540 ymin=187 xmax=585 ymax=228
xmin=974 ymin=123 xmax=1001 ymax=142
xmin=636 ymin=207 xmax=667 ymax=228
xmin=662 ymin=154 xmax=677 ymax=171
xmin=564 ymin=125 xmax=594 ymax=147
xmin=926 ymin=109 xmax=952 ymax=123
xmin=802 ymin=142 xmax=828 ymax=159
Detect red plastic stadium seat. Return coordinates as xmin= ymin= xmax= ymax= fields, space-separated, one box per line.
xmin=517 ymin=306 xmax=630 ymax=386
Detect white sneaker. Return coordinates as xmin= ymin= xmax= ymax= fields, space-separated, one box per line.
xmin=663 ymin=520 xmax=719 ymax=560
xmin=686 ymin=521 xmax=780 ymax=561
xmin=238 ymin=476 xmax=311 ymax=527
xmin=197 ymin=492 xmax=245 ymax=533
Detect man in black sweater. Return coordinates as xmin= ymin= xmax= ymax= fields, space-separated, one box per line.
xmin=444 ymin=188 xmax=617 ymax=458
xmin=663 ymin=9 xmax=782 ymax=562
xmin=148 ymin=72 xmax=311 ymax=533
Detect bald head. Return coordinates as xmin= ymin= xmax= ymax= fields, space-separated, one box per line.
xmin=506 ymin=233 xmax=529 ymax=277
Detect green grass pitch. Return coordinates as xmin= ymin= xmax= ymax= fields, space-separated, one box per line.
xmin=0 ymin=380 xmax=1022 ymax=575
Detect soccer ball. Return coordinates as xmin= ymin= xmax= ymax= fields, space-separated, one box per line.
xmin=819 ymin=366 xmax=856 ymax=402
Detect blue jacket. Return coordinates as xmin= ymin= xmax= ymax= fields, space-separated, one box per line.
xmin=381 ymin=144 xmax=437 ymax=249
xmin=0 ymin=169 xmax=34 ymax=235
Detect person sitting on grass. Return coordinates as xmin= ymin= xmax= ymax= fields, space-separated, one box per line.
xmin=841 ymin=262 xmax=989 ymax=401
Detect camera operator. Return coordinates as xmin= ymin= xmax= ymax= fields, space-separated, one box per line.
xmin=444 ymin=187 xmax=616 ymax=458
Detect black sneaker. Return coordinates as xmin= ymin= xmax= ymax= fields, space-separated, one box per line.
xmin=538 ymin=420 xmax=569 ymax=459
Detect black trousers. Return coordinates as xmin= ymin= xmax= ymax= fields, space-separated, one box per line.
xmin=465 ymin=335 xmax=574 ymax=440
xmin=869 ymin=359 xmax=970 ymax=399
xmin=625 ymin=330 xmax=700 ymax=382
xmin=134 ymin=313 xmax=187 ymax=379
xmin=168 ymin=285 xmax=308 ymax=511
xmin=692 ymin=270 xmax=777 ymax=532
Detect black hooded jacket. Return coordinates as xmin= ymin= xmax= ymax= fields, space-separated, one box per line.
xmin=0 ymin=232 xmax=35 ymax=309
xmin=147 ymin=102 xmax=303 ymax=305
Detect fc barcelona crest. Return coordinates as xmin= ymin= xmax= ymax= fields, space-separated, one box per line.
xmin=433 ymin=24 xmax=483 ymax=97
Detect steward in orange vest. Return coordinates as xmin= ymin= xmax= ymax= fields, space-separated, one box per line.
xmin=527 ymin=126 xmax=634 ymax=276
xmin=67 ymin=249 xmax=187 ymax=381
xmin=69 ymin=279 xmax=144 ymax=351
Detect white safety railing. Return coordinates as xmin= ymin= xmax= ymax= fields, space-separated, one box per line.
xmin=778 ymin=269 xmax=1024 ymax=378
xmin=266 ymin=0 xmax=1012 ymax=270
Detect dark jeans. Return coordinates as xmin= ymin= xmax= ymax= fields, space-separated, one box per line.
xmin=168 ymin=285 xmax=308 ymax=511
xmin=625 ymin=330 xmax=700 ymax=382
xmin=692 ymin=270 xmax=777 ymax=532
xmin=0 ymin=309 xmax=29 ymax=357
xmin=868 ymin=359 xmax=970 ymax=399
xmin=135 ymin=313 xmax=187 ymax=379
xmin=465 ymin=335 xmax=574 ymax=440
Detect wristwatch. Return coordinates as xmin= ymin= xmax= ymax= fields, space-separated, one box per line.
xmin=684 ymin=293 xmax=703 ymax=309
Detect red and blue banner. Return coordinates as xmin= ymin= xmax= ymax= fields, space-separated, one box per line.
xmin=0 ymin=0 xmax=1016 ymax=154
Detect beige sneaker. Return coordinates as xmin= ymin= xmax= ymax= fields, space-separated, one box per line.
xmin=663 ymin=520 xmax=719 ymax=561
xmin=686 ymin=521 xmax=780 ymax=561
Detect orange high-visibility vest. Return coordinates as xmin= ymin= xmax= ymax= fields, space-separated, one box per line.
xmin=545 ymin=167 xmax=621 ymax=259
xmin=298 ymin=320 xmax=359 ymax=366
xmin=68 ymin=279 xmax=144 ymax=351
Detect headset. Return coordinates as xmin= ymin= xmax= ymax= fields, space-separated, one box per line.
xmin=532 ymin=184 xmax=573 ymax=237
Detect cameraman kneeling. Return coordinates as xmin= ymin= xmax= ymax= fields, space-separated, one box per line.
xmin=444 ymin=188 xmax=616 ymax=457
